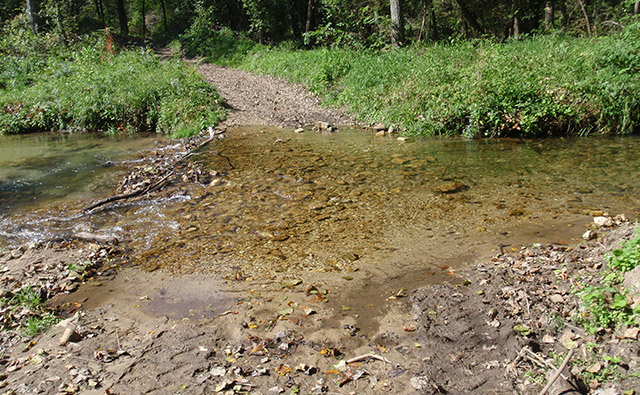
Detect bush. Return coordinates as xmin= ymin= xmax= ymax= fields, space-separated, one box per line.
xmin=0 ymin=33 xmax=225 ymax=137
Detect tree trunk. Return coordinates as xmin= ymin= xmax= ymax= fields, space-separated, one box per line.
xmin=429 ymin=6 xmax=437 ymax=40
xmin=141 ymin=0 xmax=146 ymax=37
xmin=390 ymin=0 xmax=405 ymax=46
xmin=159 ymin=0 xmax=167 ymax=30
xmin=576 ymin=0 xmax=591 ymax=36
xmin=454 ymin=0 xmax=484 ymax=34
xmin=544 ymin=1 xmax=554 ymax=30
xmin=635 ymin=1 xmax=640 ymax=15
xmin=94 ymin=0 xmax=105 ymax=25
xmin=305 ymin=0 xmax=314 ymax=33
xmin=513 ymin=13 xmax=521 ymax=38
xmin=116 ymin=0 xmax=128 ymax=36
xmin=418 ymin=0 xmax=427 ymax=41
xmin=26 ymin=0 xmax=39 ymax=34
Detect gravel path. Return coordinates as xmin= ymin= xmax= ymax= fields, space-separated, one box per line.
xmin=198 ymin=63 xmax=353 ymax=128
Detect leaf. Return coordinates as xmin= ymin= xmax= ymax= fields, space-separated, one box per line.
xmin=513 ymin=324 xmax=531 ymax=336
xmin=277 ymin=307 xmax=294 ymax=316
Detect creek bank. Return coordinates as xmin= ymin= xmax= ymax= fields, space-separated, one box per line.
xmin=410 ymin=220 xmax=640 ymax=394
xmin=1 ymin=212 xmax=638 ymax=394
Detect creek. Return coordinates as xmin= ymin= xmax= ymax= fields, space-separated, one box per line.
xmin=1 ymin=128 xmax=639 ymax=286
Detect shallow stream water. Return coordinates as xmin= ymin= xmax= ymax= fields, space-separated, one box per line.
xmin=2 ymin=128 xmax=639 ymax=284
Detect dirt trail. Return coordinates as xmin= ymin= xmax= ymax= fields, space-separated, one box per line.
xmin=198 ymin=63 xmax=353 ymax=128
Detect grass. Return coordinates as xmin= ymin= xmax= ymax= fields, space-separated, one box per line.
xmin=180 ymin=21 xmax=640 ymax=137
xmin=0 ymin=31 xmax=225 ymax=137
xmin=1 ymin=286 xmax=60 ymax=337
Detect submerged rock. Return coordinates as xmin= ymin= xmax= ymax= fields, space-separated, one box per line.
xmin=435 ymin=181 xmax=468 ymax=194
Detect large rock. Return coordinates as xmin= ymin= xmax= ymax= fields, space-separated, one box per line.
xmin=624 ymin=266 xmax=640 ymax=296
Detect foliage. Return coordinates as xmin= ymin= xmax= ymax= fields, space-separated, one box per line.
xmin=607 ymin=230 xmax=640 ymax=273
xmin=576 ymin=227 xmax=640 ymax=334
xmin=179 ymin=6 xmax=257 ymax=65
xmin=0 ymin=31 xmax=225 ymax=137
xmin=219 ymin=22 xmax=640 ymax=136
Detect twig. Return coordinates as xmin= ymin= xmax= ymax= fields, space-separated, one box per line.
xmin=346 ymin=353 xmax=396 ymax=366
xmin=115 ymin=329 xmax=122 ymax=352
xmin=539 ymin=348 xmax=575 ymax=395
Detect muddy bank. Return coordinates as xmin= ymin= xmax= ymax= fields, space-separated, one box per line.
xmin=2 ymin=219 xmax=638 ymax=394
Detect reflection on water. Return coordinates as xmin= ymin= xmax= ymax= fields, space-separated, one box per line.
xmin=1 ymin=128 xmax=639 ymax=280
xmin=0 ymin=132 xmax=162 ymax=214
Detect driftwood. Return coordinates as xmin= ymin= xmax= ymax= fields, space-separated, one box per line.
xmin=85 ymin=130 xmax=222 ymax=212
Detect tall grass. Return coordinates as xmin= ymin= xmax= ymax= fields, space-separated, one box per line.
xmin=0 ymin=32 xmax=225 ymax=137
xmin=188 ymin=23 xmax=640 ymax=137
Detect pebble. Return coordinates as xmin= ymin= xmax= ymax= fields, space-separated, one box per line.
xmin=549 ymin=294 xmax=564 ymax=303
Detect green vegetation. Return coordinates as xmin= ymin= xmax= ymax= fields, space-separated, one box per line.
xmin=576 ymin=228 xmax=640 ymax=334
xmin=0 ymin=22 xmax=225 ymax=137
xmin=0 ymin=286 xmax=60 ymax=337
xmin=179 ymin=21 xmax=640 ymax=137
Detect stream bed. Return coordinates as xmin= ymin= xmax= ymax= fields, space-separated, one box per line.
xmin=1 ymin=128 xmax=639 ymax=286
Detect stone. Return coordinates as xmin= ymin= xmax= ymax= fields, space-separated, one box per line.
xmin=582 ymin=230 xmax=597 ymax=240
xmin=624 ymin=266 xmax=640 ymax=295
xmin=593 ymin=216 xmax=612 ymax=228
xmin=435 ymin=181 xmax=468 ymax=194
xmin=59 ymin=327 xmax=82 ymax=346
xmin=294 ymin=128 xmax=304 ymax=133
xmin=372 ymin=123 xmax=386 ymax=131
xmin=375 ymin=130 xmax=385 ymax=137
xmin=549 ymin=294 xmax=565 ymax=303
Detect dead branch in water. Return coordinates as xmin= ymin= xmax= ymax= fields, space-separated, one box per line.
xmin=85 ymin=130 xmax=222 ymax=212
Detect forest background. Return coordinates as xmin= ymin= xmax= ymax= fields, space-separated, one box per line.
xmin=1 ymin=0 xmax=640 ymax=137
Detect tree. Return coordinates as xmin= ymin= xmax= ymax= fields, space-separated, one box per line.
xmin=116 ymin=0 xmax=128 ymax=36
xmin=26 ymin=0 xmax=39 ymax=33
xmin=390 ymin=0 xmax=405 ymax=45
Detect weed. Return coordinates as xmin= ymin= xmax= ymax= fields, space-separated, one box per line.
xmin=0 ymin=32 xmax=225 ymax=137
xmin=10 ymin=286 xmax=43 ymax=310
xmin=575 ymin=227 xmax=640 ymax=334
xmin=23 ymin=312 xmax=58 ymax=337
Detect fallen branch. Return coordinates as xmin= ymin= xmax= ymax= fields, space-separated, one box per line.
xmin=346 ymin=353 xmax=396 ymax=366
xmin=85 ymin=130 xmax=222 ymax=212
xmin=539 ymin=347 xmax=576 ymax=395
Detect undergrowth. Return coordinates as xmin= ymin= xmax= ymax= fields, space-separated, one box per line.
xmin=181 ymin=22 xmax=640 ymax=137
xmin=0 ymin=27 xmax=225 ymax=137
xmin=576 ymin=228 xmax=640 ymax=334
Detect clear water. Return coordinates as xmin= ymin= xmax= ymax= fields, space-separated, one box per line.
xmin=1 ymin=128 xmax=639 ymax=282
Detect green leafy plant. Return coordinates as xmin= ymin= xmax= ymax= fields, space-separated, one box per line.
xmin=575 ymin=227 xmax=640 ymax=334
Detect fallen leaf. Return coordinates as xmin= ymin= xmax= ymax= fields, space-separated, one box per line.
xmin=513 ymin=324 xmax=531 ymax=336
xmin=622 ymin=327 xmax=640 ymax=340
xmin=403 ymin=325 xmax=416 ymax=332
xmin=275 ymin=364 xmax=292 ymax=376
